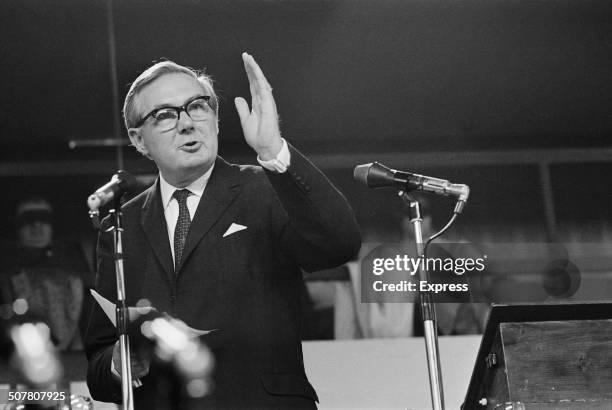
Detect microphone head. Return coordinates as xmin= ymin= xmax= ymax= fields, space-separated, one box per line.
xmin=353 ymin=163 xmax=373 ymax=185
xmin=353 ymin=162 xmax=396 ymax=188
xmin=87 ymin=171 xmax=138 ymax=212
xmin=87 ymin=194 xmax=102 ymax=211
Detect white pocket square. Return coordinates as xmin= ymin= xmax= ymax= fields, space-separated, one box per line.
xmin=223 ymin=223 xmax=247 ymax=238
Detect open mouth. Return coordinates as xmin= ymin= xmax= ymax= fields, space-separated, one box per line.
xmin=180 ymin=141 xmax=202 ymax=151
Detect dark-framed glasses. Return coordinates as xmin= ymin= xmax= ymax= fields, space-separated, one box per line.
xmin=134 ymin=95 xmax=216 ymax=131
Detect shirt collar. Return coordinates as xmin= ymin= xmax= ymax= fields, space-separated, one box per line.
xmin=159 ymin=164 xmax=215 ymax=210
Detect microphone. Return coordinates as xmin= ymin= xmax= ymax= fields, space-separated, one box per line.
xmin=354 ymin=162 xmax=470 ymax=212
xmin=87 ymin=170 xmax=137 ymax=211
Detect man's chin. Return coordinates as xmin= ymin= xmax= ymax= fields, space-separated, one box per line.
xmin=172 ymin=158 xmax=215 ymax=178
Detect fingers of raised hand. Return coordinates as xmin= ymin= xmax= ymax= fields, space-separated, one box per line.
xmin=242 ymin=52 xmax=273 ymax=98
xmin=234 ymin=97 xmax=251 ymax=125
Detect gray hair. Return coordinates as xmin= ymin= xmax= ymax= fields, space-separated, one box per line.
xmin=123 ymin=60 xmax=218 ymax=129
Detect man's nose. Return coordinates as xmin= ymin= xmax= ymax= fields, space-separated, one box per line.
xmin=177 ymin=110 xmax=195 ymax=133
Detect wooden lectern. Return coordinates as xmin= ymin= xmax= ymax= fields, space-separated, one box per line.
xmin=463 ymin=303 xmax=612 ymax=409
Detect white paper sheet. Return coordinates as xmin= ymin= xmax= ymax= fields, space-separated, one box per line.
xmin=90 ymin=289 xmax=215 ymax=336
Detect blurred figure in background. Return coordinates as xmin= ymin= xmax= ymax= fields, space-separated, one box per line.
xmin=301 ymin=266 xmax=351 ymax=340
xmin=0 ymin=197 xmax=90 ymax=351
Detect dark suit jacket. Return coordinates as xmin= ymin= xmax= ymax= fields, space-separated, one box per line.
xmin=84 ymin=145 xmax=361 ymax=409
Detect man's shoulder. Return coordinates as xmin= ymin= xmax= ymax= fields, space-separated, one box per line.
xmin=217 ymin=158 xmax=271 ymax=189
xmin=236 ymin=163 xmax=266 ymax=181
xmin=121 ymin=184 xmax=154 ymax=212
xmin=219 ymin=157 xmax=261 ymax=174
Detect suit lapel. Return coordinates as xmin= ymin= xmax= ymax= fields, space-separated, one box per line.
xmin=140 ymin=180 xmax=175 ymax=281
xmin=177 ymin=157 xmax=241 ymax=273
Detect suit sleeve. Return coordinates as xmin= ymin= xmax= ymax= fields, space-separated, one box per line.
xmin=83 ymin=224 xmax=122 ymax=404
xmin=264 ymin=143 xmax=361 ymax=272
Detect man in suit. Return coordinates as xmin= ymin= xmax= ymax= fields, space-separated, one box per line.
xmin=84 ymin=53 xmax=361 ymax=409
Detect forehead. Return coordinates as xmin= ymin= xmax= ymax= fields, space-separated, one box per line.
xmin=137 ymin=72 xmax=209 ymax=111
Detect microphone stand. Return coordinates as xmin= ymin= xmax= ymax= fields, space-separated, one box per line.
xmin=401 ymin=191 xmax=445 ymax=410
xmin=109 ymin=198 xmax=135 ymax=410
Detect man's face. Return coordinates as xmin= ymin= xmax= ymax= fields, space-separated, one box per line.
xmin=128 ymin=73 xmax=219 ymax=187
xmin=18 ymin=222 xmax=53 ymax=249
xmin=16 ymin=203 xmax=53 ymax=249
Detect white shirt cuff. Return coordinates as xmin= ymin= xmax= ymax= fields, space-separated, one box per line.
xmin=257 ymin=138 xmax=290 ymax=173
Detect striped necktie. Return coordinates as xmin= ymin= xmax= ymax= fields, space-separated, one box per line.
xmin=173 ymin=189 xmax=192 ymax=272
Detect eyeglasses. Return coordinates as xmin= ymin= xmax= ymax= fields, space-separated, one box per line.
xmin=134 ymin=95 xmax=216 ymax=131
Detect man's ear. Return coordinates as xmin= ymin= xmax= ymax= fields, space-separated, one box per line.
xmin=128 ymin=128 xmax=149 ymax=157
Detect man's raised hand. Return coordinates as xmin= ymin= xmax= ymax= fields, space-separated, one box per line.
xmin=234 ymin=52 xmax=283 ymax=161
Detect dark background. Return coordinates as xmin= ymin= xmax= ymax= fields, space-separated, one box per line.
xmin=1 ymin=0 xmax=611 ymax=245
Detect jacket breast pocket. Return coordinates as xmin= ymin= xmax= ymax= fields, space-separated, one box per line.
xmin=213 ymin=223 xmax=259 ymax=277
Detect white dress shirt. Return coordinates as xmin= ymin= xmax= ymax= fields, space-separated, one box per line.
xmin=159 ymin=167 xmax=213 ymax=264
